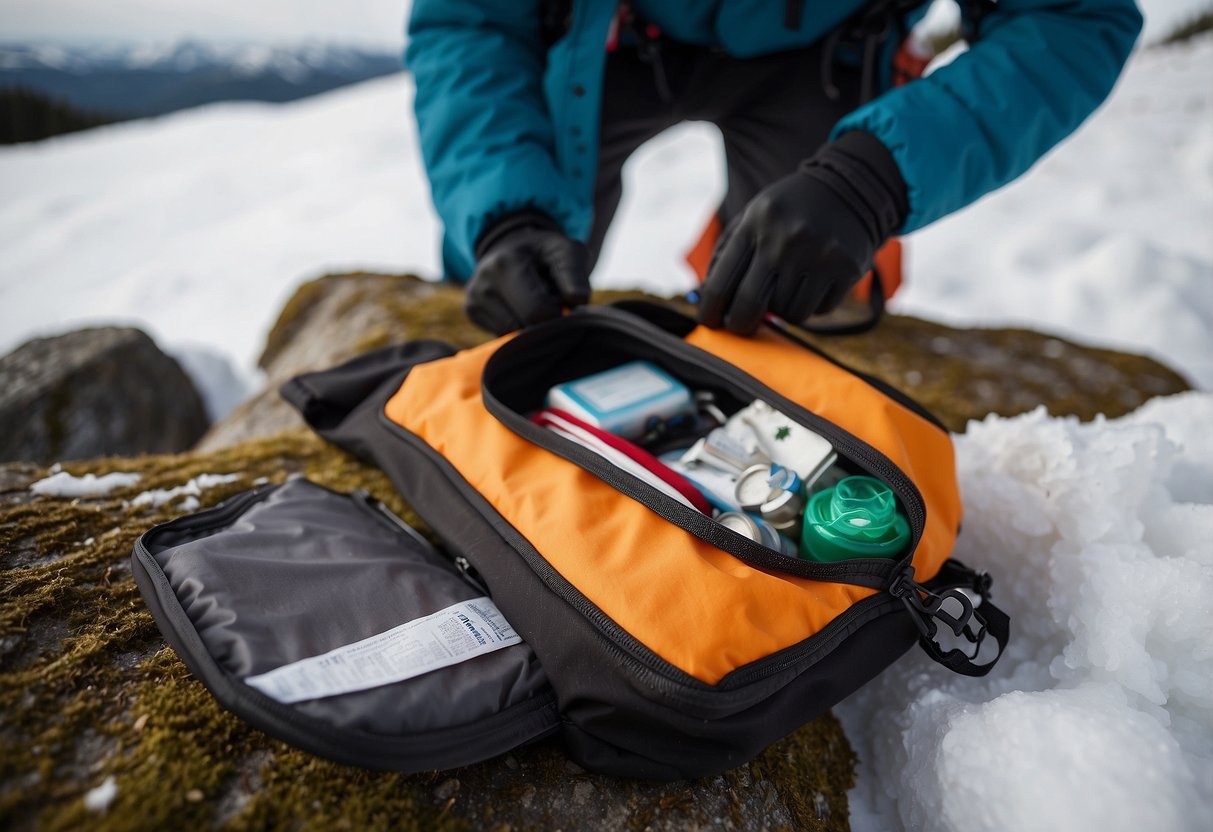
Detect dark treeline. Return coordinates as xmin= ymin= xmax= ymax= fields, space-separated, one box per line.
xmin=1 ymin=86 xmax=119 ymax=144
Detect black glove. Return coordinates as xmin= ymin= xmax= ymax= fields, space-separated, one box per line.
xmin=466 ymin=210 xmax=590 ymax=335
xmin=699 ymin=131 xmax=908 ymax=335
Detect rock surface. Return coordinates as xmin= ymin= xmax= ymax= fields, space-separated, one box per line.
xmin=0 ymin=327 xmax=209 ymax=463
xmin=198 ymin=273 xmax=487 ymax=451
xmin=199 ymin=273 xmax=1189 ymax=449
xmin=0 ymin=435 xmax=855 ymax=832
xmin=0 ymin=273 xmax=1190 ymax=831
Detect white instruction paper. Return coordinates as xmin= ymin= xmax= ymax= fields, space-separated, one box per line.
xmin=244 ymin=598 xmax=522 ymax=704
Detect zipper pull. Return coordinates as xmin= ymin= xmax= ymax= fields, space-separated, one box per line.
xmin=353 ymin=488 xmax=434 ymax=549
xmin=353 ymin=489 xmax=491 ymax=596
xmin=889 ymin=562 xmax=1009 ymax=677
xmin=453 ymin=555 xmax=491 ymax=596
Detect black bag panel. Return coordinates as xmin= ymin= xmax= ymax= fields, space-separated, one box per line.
xmin=280 ymin=340 xmax=455 ymax=435
xmin=133 ymin=478 xmax=559 ymax=772
xmin=560 ymin=602 xmax=917 ymax=779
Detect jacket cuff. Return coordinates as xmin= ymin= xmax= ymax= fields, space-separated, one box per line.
xmin=473 ymin=209 xmax=561 ymax=260
xmin=801 ymin=131 xmax=909 ymax=242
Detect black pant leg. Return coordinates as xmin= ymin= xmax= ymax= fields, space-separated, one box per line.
xmin=589 ymin=38 xmax=863 ymax=268
xmin=587 ymin=47 xmax=680 ymax=271
xmin=685 ymin=44 xmax=864 ymax=225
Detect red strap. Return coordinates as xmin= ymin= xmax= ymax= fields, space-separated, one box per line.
xmin=534 ymin=408 xmax=714 ymax=515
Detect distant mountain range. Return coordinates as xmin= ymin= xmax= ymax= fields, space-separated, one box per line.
xmin=0 ymin=41 xmax=405 ymax=120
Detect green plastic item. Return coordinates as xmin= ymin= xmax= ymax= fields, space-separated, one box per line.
xmin=799 ymin=475 xmax=910 ymax=562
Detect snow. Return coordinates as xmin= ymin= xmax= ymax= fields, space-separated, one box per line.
xmin=0 ymin=9 xmax=1210 ymax=828
xmin=83 ymin=775 xmax=117 ymax=813
xmin=30 ymin=471 xmax=141 ymax=497
xmin=0 ymin=74 xmax=439 ymax=406
xmin=3 ymin=29 xmax=1209 ymax=406
xmin=840 ymin=392 xmax=1213 ymax=832
xmin=167 ymin=343 xmax=257 ymax=422
xmin=127 ymin=473 xmax=241 ymax=508
xmin=895 ymin=37 xmax=1213 ymax=389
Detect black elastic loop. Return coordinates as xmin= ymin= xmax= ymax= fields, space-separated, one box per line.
xmin=798 ymin=265 xmax=886 ymax=336
xmin=917 ymin=597 xmax=1010 ymax=678
xmin=893 ymin=561 xmax=1010 ymax=677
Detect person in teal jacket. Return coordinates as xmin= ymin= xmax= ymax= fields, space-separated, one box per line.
xmin=407 ymin=0 xmax=1142 ymax=335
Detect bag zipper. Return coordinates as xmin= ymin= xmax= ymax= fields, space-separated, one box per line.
xmin=351 ymin=488 xmax=491 ymax=595
xmin=483 ymin=308 xmax=924 ymax=589
xmin=483 ymin=308 xmax=989 ymax=674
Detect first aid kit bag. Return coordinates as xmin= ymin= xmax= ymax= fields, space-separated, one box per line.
xmin=134 ymin=301 xmax=1008 ymax=780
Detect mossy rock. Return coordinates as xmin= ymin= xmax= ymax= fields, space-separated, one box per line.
xmin=0 ymin=433 xmax=855 ymax=832
xmin=200 ymin=273 xmax=1188 ymax=451
xmin=3 ymin=273 xmax=1189 ymax=831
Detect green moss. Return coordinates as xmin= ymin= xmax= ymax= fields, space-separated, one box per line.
xmin=352 ymin=327 xmax=394 ymax=356
xmin=260 ymin=277 xmax=336 ymax=370
xmin=746 ymin=713 xmax=857 ymax=832
xmin=787 ymin=314 xmax=1189 ymax=432
xmin=0 ymin=433 xmax=458 ymax=831
xmin=260 ymin=273 xmax=450 ymax=371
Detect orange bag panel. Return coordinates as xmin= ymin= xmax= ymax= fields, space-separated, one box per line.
xmin=383 ymin=323 xmax=957 ymax=685
xmin=684 ymin=325 xmax=959 ymax=581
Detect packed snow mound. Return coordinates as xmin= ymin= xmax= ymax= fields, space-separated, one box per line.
xmin=840 ymin=391 xmax=1213 ymax=832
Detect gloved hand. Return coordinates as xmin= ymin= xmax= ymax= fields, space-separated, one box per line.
xmin=699 ymin=131 xmax=908 ymax=335
xmin=466 ymin=210 xmax=590 ymax=335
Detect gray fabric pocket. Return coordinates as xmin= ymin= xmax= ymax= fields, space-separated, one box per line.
xmin=133 ymin=477 xmax=558 ymax=771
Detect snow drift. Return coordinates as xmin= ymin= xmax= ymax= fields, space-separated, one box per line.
xmin=2 ymin=35 xmax=1210 ymax=413
xmin=841 ymin=392 xmax=1213 ymax=832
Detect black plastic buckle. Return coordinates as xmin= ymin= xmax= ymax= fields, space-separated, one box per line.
xmin=890 ymin=567 xmax=977 ymax=640
xmin=890 ymin=564 xmax=1009 ymax=677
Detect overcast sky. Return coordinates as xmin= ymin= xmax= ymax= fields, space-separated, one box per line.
xmin=0 ymin=0 xmax=1201 ymax=48
xmin=0 ymin=0 xmax=411 ymax=48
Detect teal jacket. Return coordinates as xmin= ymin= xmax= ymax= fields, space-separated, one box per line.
xmin=407 ymin=0 xmax=1142 ymax=281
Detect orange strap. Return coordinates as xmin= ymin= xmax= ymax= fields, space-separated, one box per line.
xmin=852 ymin=238 xmax=903 ymax=301
xmin=684 ymin=217 xmax=903 ymax=303
xmin=684 ymin=212 xmax=720 ymax=283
